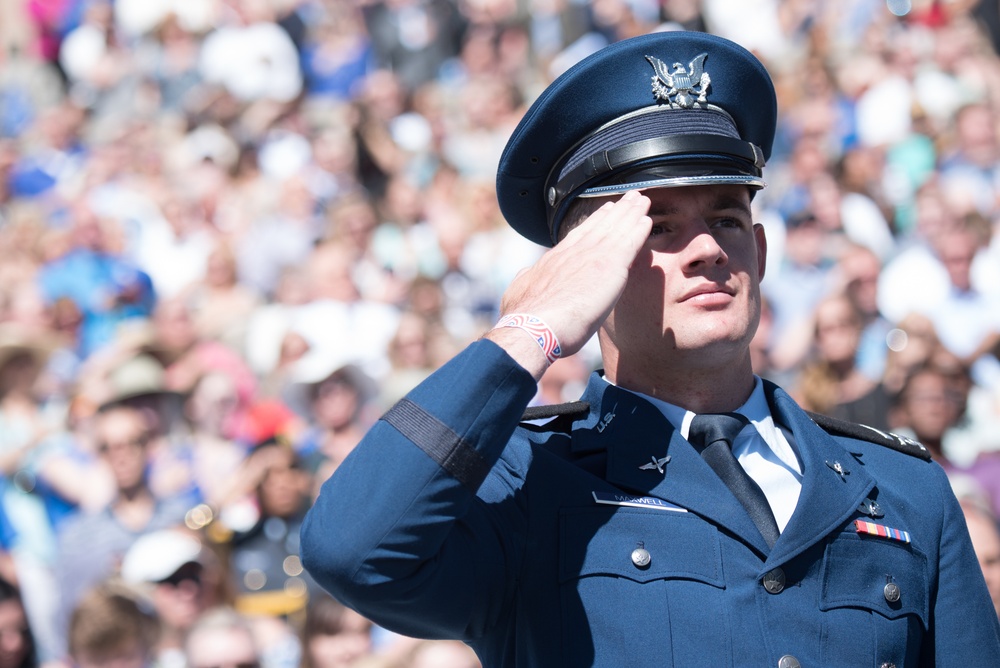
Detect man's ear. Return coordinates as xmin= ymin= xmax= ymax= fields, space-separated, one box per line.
xmin=753 ymin=223 xmax=767 ymax=282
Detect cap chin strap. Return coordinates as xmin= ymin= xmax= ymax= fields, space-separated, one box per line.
xmin=546 ymin=133 xmax=765 ymax=212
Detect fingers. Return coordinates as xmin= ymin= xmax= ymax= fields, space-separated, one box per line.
xmin=493 ymin=191 xmax=653 ymax=361
xmin=562 ymin=190 xmax=652 ymax=248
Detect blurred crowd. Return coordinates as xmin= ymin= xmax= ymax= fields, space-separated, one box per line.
xmin=0 ymin=0 xmax=1000 ymax=666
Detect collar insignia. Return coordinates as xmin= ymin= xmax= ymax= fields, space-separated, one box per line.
xmin=858 ymin=498 xmax=884 ymax=518
xmin=639 ymin=454 xmax=671 ymax=475
xmin=646 ymin=53 xmax=710 ymax=108
xmin=826 ymin=459 xmax=850 ymax=481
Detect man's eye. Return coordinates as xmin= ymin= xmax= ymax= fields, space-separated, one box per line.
xmin=715 ymin=217 xmax=743 ymax=229
xmin=649 ymin=225 xmax=665 ymax=237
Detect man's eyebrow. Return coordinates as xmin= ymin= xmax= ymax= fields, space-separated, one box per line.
xmin=647 ymin=194 xmax=752 ymax=218
xmin=711 ymin=195 xmax=752 ymax=216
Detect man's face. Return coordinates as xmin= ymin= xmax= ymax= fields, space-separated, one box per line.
xmin=600 ymin=185 xmax=766 ymax=379
xmin=965 ymin=506 xmax=1000 ymax=618
xmin=97 ymin=409 xmax=151 ymax=492
xmin=257 ymin=447 xmax=309 ymax=518
xmin=152 ymin=563 xmax=206 ymax=631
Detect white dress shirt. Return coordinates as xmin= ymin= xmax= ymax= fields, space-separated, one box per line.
xmin=619 ymin=376 xmax=804 ymax=531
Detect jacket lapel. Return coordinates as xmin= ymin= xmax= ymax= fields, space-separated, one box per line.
xmin=763 ymin=382 xmax=876 ymax=568
xmin=571 ymin=375 xmax=772 ymax=556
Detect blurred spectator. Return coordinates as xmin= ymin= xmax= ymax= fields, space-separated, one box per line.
xmin=361 ymin=0 xmax=467 ymax=91
xmin=53 ymin=404 xmax=189 ymax=636
xmin=149 ymin=370 xmax=249 ymax=511
xmin=368 ymin=173 xmax=445 ymax=285
xmin=130 ymin=195 xmax=218 ymax=302
xmin=285 ymin=239 xmax=401 ymax=383
xmin=0 ymin=326 xmax=65 ymax=665
xmin=7 ymin=101 xmax=87 ymax=200
xmin=764 ymin=211 xmax=838 ymax=370
xmin=889 ymin=362 xmax=968 ymax=467
xmin=352 ymin=70 xmax=412 ymax=197
xmin=57 ymin=0 xmax=129 ymax=111
xmin=912 ymin=213 xmax=1000 ymax=390
xmin=147 ymin=296 xmax=258 ymax=441
xmin=120 ymin=528 xmax=226 ymax=668
xmin=532 ymin=353 xmax=591 ymax=409
xmin=877 ymin=181 xmax=960 ymax=324
xmin=750 ymin=295 xmax=778 ymax=381
xmin=294 ymin=364 xmax=377 ymax=488
xmin=438 ymin=74 xmax=521 ymax=181
xmin=299 ymin=1 xmax=376 ymax=100
xmin=792 ymin=292 xmax=892 ymax=430
xmin=881 ymin=312 xmax=943 ymax=397
xmin=836 ymin=243 xmax=892 ymax=381
xmin=807 ymin=169 xmax=894 ymax=260
xmin=130 ymin=7 xmax=208 ymax=113
xmin=36 ymin=197 xmax=155 ymax=358
xmin=245 ymin=265 xmax=312 ymax=392
xmin=397 ymin=639 xmax=481 ymax=668
xmin=67 ymin=581 xmax=160 ymax=668
xmin=228 ymin=438 xmax=317 ymax=620
xmin=961 ymin=499 xmax=1000 ymax=619
xmin=182 ymin=241 xmax=262 ymax=352
xmin=938 ymin=101 xmax=1000 ymax=216
xmin=306 ymin=121 xmax=365 ymax=206
xmin=85 ymin=351 xmax=186 ymax=463
xmin=325 ymin=192 xmax=409 ymax=305
xmin=379 ymin=310 xmax=456 ymax=410
xmin=0 ymin=578 xmax=38 ymax=668
xmin=300 ymin=592 xmax=373 ymax=668
xmin=198 ymin=0 xmax=303 ymax=105
xmin=236 ymin=173 xmax=324 ymax=299
xmin=184 ymin=606 xmax=262 ymax=668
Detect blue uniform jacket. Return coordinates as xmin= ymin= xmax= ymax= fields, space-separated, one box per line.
xmin=301 ymin=340 xmax=1000 ymax=667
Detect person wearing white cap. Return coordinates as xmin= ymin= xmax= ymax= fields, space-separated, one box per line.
xmin=53 ymin=406 xmax=190 ymax=648
xmin=121 ymin=529 xmax=217 ymax=668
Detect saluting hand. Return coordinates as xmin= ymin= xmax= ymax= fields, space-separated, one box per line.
xmin=486 ymin=190 xmax=652 ymax=378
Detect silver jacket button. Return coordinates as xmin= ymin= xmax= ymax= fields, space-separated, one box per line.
xmin=763 ymin=567 xmax=786 ymax=594
xmin=631 ymin=547 xmax=651 ymax=569
xmin=884 ymin=581 xmax=901 ymax=603
xmin=879 ymin=663 xmax=897 ymax=668
xmin=777 ymin=655 xmax=801 ymax=668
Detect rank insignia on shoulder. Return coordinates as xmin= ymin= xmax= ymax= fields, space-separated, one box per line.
xmin=854 ymin=519 xmax=911 ymax=544
xmin=806 ymin=411 xmax=932 ymax=461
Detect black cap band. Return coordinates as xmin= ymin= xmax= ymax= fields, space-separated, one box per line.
xmin=548 ymin=133 xmax=764 ymax=206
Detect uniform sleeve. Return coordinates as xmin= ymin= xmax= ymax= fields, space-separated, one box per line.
xmin=924 ymin=465 xmax=1000 ymax=665
xmin=300 ymin=340 xmax=539 ymax=640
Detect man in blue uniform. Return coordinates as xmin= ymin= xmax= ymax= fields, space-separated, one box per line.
xmin=301 ymin=30 xmax=1000 ymax=667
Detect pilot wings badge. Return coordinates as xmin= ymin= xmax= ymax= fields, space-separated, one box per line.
xmin=639 ymin=455 xmax=671 ymax=475
xmin=645 ymin=53 xmax=710 ymax=108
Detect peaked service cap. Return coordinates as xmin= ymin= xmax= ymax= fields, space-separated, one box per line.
xmin=496 ymin=30 xmax=777 ymax=247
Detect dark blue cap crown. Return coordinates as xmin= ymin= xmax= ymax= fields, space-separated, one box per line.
xmin=497 ymin=30 xmax=777 ymax=246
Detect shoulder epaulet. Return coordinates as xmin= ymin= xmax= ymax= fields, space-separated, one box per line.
xmin=806 ymin=411 xmax=932 ymax=461
xmin=519 ymin=401 xmax=591 ymax=434
xmin=521 ymin=401 xmax=590 ymax=422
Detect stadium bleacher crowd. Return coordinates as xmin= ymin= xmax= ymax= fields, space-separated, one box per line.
xmin=1 ymin=0 xmax=1000 ymax=666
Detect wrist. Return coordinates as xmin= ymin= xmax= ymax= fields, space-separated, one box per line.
xmin=485 ymin=314 xmax=561 ymax=380
xmin=494 ymin=314 xmax=562 ymax=364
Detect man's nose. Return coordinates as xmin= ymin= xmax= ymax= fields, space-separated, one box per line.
xmin=684 ymin=229 xmax=727 ymax=267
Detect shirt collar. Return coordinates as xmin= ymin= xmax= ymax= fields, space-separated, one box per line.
xmin=604 ymin=374 xmax=783 ymax=448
